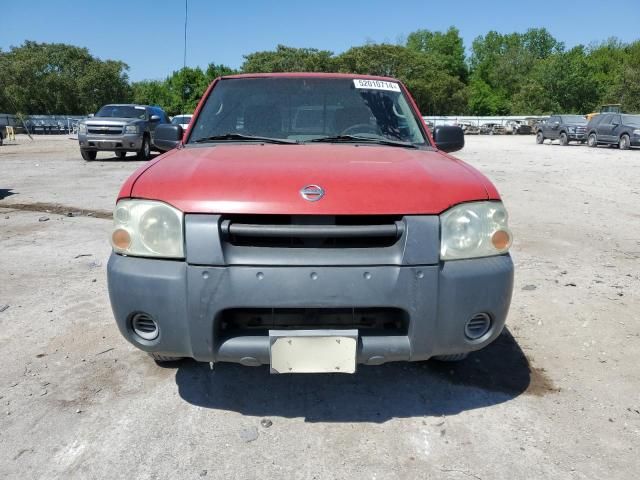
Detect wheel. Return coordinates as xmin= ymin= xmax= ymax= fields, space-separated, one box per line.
xmin=536 ymin=132 xmax=544 ymax=144
xmin=587 ymin=133 xmax=598 ymax=148
xmin=116 ymin=151 xmax=127 ymax=160
xmin=432 ymin=353 xmax=469 ymax=362
xmin=559 ymin=132 xmax=569 ymax=146
xmin=619 ymin=134 xmax=630 ymax=150
xmin=80 ymin=149 xmax=97 ymax=161
xmin=148 ymin=352 xmax=182 ymax=363
xmin=136 ymin=135 xmax=151 ymax=160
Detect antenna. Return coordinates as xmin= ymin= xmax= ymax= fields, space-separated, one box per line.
xmin=181 ymin=0 xmax=188 ymax=115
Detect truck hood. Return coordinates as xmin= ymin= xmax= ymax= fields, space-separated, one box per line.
xmin=84 ymin=117 xmax=139 ymax=125
xmin=128 ymin=144 xmax=494 ymax=215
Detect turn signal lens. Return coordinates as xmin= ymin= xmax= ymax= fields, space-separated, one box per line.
xmin=112 ymin=228 xmax=131 ymax=250
xmin=491 ymin=230 xmax=512 ymax=250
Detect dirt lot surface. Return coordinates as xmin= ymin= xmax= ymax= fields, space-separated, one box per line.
xmin=1 ymin=134 xmax=639 ymax=479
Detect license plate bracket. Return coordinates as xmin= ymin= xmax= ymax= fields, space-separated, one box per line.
xmin=269 ymin=329 xmax=358 ymax=374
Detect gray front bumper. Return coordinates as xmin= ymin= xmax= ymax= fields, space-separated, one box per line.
xmin=78 ymin=133 xmax=143 ymax=151
xmin=107 ymin=253 xmax=514 ymax=365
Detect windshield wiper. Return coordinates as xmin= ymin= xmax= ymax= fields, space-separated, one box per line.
xmin=193 ymin=133 xmax=298 ymax=144
xmin=309 ymin=135 xmax=418 ymax=149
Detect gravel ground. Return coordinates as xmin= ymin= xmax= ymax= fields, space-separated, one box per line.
xmin=0 ymin=134 xmax=639 ymax=479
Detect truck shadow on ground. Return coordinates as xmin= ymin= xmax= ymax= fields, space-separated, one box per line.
xmin=0 ymin=189 xmax=16 ymax=200
xmin=172 ymin=329 xmax=554 ymax=422
xmin=96 ymin=153 xmax=161 ymax=163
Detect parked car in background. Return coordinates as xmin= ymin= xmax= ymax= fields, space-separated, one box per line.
xmin=108 ymin=73 xmax=514 ymax=371
xmin=536 ymin=115 xmax=588 ymax=145
xmin=585 ymin=113 xmax=640 ymax=150
xmin=171 ymin=114 xmax=193 ymax=130
xmin=505 ymin=120 xmax=532 ymax=135
xmin=77 ymin=104 xmax=171 ymax=161
xmin=480 ymin=123 xmax=506 ymax=135
xmin=459 ymin=122 xmax=480 ymax=135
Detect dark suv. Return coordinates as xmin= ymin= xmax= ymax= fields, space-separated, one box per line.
xmin=536 ymin=115 xmax=587 ymax=146
xmin=586 ymin=113 xmax=640 ymax=150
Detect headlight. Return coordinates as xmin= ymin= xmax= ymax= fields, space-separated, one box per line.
xmin=633 ymin=129 xmax=640 ymax=136
xmin=125 ymin=125 xmax=139 ymax=134
xmin=568 ymin=127 xmax=576 ymax=133
xmin=78 ymin=123 xmax=87 ymax=134
xmin=440 ymin=201 xmax=512 ymax=260
xmin=111 ymin=199 xmax=184 ymax=258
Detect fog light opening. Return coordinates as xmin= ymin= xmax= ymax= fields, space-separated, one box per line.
xmin=465 ymin=313 xmax=491 ymax=340
xmin=131 ymin=312 xmax=159 ymax=341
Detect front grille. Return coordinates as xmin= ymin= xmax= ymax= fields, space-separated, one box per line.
xmin=88 ymin=125 xmax=123 ymax=135
xmin=220 ymin=215 xmax=404 ymax=248
xmin=575 ymin=126 xmax=586 ymax=135
xmin=217 ymin=308 xmax=409 ymax=336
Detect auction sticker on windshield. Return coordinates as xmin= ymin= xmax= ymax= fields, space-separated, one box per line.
xmin=353 ymin=79 xmax=401 ymax=92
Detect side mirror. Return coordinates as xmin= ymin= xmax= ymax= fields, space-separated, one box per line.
xmin=154 ymin=124 xmax=183 ymax=151
xmin=150 ymin=115 xmax=161 ymax=122
xmin=433 ymin=125 xmax=464 ymax=153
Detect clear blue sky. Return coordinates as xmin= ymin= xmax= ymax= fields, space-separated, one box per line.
xmin=2 ymin=0 xmax=639 ymax=81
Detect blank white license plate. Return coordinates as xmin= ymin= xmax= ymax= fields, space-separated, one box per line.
xmin=269 ymin=330 xmax=358 ymax=374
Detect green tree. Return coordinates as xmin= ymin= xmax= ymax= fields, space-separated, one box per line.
xmin=241 ymin=45 xmax=336 ymax=72
xmin=162 ymin=67 xmax=208 ymax=115
xmin=406 ymin=27 xmax=467 ymax=80
xmin=468 ymin=28 xmax=564 ymax=114
xmin=131 ymin=80 xmax=167 ymax=108
xmin=205 ymin=63 xmax=238 ymax=81
xmin=512 ymin=46 xmax=599 ymax=114
xmin=0 ymin=41 xmax=130 ymax=114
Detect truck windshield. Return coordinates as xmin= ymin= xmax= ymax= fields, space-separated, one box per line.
xmin=561 ymin=116 xmax=587 ymax=124
xmin=188 ymin=77 xmax=428 ymax=146
xmin=95 ymin=105 xmax=146 ymax=119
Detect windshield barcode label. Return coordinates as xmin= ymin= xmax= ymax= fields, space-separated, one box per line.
xmin=353 ymin=79 xmax=401 ymax=92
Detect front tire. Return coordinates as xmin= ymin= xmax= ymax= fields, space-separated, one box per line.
xmin=536 ymin=132 xmax=544 ymax=144
xmin=136 ymin=135 xmax=151 ymax=160
xmin=559 ymin=132 xmax=569 ymax=146
xmin=619 ymin=134 xmax=631 ymax=150
xmin=80 ymin=149 xmax=97 ymax=161
xmin=587 ymin=133 xmax=598 ymax=148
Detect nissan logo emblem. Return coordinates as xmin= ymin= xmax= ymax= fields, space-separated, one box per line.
xmin=300 ymin=184 xmax=325 ymax=202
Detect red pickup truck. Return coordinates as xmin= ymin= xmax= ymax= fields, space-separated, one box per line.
xmin=107 ymin=73 xmax=513 ymax=373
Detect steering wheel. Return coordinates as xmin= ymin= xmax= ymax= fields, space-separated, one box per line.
xmin=341 ymin=123 xmax=380 ymax=136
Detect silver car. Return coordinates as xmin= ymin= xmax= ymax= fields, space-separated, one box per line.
xmin=77 ymin=104 xmax=170 ymax=161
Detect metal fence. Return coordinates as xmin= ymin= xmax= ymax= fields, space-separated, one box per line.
xmin=422 ymin=115 xmax=548 ymax=127
xmin=0 ymin=114 xmax=85 ymax=135
xmin=1 ymin=112 xmax=549 ymax=136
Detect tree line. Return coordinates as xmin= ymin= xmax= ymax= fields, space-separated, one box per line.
xmin=1 ymin=29 xmax=639 ymax=117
